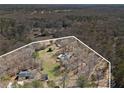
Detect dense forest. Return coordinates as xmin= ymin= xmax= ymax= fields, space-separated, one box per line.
xmin=0 ymin=5 xmax=124 ymax=88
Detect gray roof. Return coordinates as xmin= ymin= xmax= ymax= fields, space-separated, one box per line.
xmin=58 ymin=53 xmax=71 ymax=62
xmin=17 ymin=71 xmax=32 ymax=77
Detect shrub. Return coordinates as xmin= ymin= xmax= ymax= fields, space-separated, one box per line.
xmin=0 ymin=75 xmax=11 ymax=81
xmin=32 ymin=52 xmax=39 ymax=58
xmin=47 ymin=48 xmax=53 ymax=52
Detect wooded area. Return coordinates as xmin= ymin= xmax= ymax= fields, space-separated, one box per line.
xmin=0 ymin=5 xmax=123 ymax=87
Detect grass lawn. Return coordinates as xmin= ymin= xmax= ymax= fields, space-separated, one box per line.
xmin=37 ymin=44 xmax=61 ymax=80
xmin=43 ymin=61 xmax=60 ymax=79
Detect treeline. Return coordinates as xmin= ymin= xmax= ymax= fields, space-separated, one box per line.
xmin=0 ymin=18 xmax=26 ymax=40
xmin=66 ymin=15 xmax=108 ymax=22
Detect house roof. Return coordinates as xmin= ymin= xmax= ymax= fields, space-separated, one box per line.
xmin=58 ymin=53 xmax=71 ymax=62
xmin=17 ymin=71 xmax=32 ymax=77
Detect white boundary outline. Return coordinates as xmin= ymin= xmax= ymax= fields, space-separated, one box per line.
xmin=0 ymin=36 xmax=111 ymax=88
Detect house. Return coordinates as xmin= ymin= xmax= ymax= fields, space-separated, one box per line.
xmin=16 ymin=71 xmax=33 ymax=80
xmin=57 ymin=52 xmax=72 ymax=65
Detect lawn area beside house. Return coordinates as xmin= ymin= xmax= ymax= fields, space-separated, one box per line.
xmin=36 ymin=44 xmax=61 ymax=80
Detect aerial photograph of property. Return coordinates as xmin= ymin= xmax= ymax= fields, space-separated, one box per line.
xmin=0 ymin=36 xmax=110 ymax=88
xmin=0 ymin=4 xmax=123 ymax=88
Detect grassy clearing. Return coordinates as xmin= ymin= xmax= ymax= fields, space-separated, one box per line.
xmin=43 ymin=61 xmax=60 ymax=79
xmin=36 ymin=44 xmax=61 ymax=80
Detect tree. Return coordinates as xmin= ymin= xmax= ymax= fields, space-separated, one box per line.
xmin=76 ymin=75 xmax=90 ymax=88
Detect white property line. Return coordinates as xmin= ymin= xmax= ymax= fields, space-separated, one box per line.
xmin=0 ymin=36 xmax=111 ymax=88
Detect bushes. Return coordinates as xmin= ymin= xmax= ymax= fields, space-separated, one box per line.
xmin=52 ymin=65 xmax=61 ymax=76
xmin=0 ymin=75 xmax=11 ymax=81
xmin=32 ymin=52 xmax=39 ymax=59
xmin=32 ymin=80 xmax=44 ymax=88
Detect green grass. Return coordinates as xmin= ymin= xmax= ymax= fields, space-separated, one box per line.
xmin=43 ymin=61 xmax=60 ymax=79
xmin=0 ymin=75 xmax=11 ymax=81
xmin=35 ymin=45 xmax=61 ymax=80
xmin=32 ymin=52 xmax=39 ymax=58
